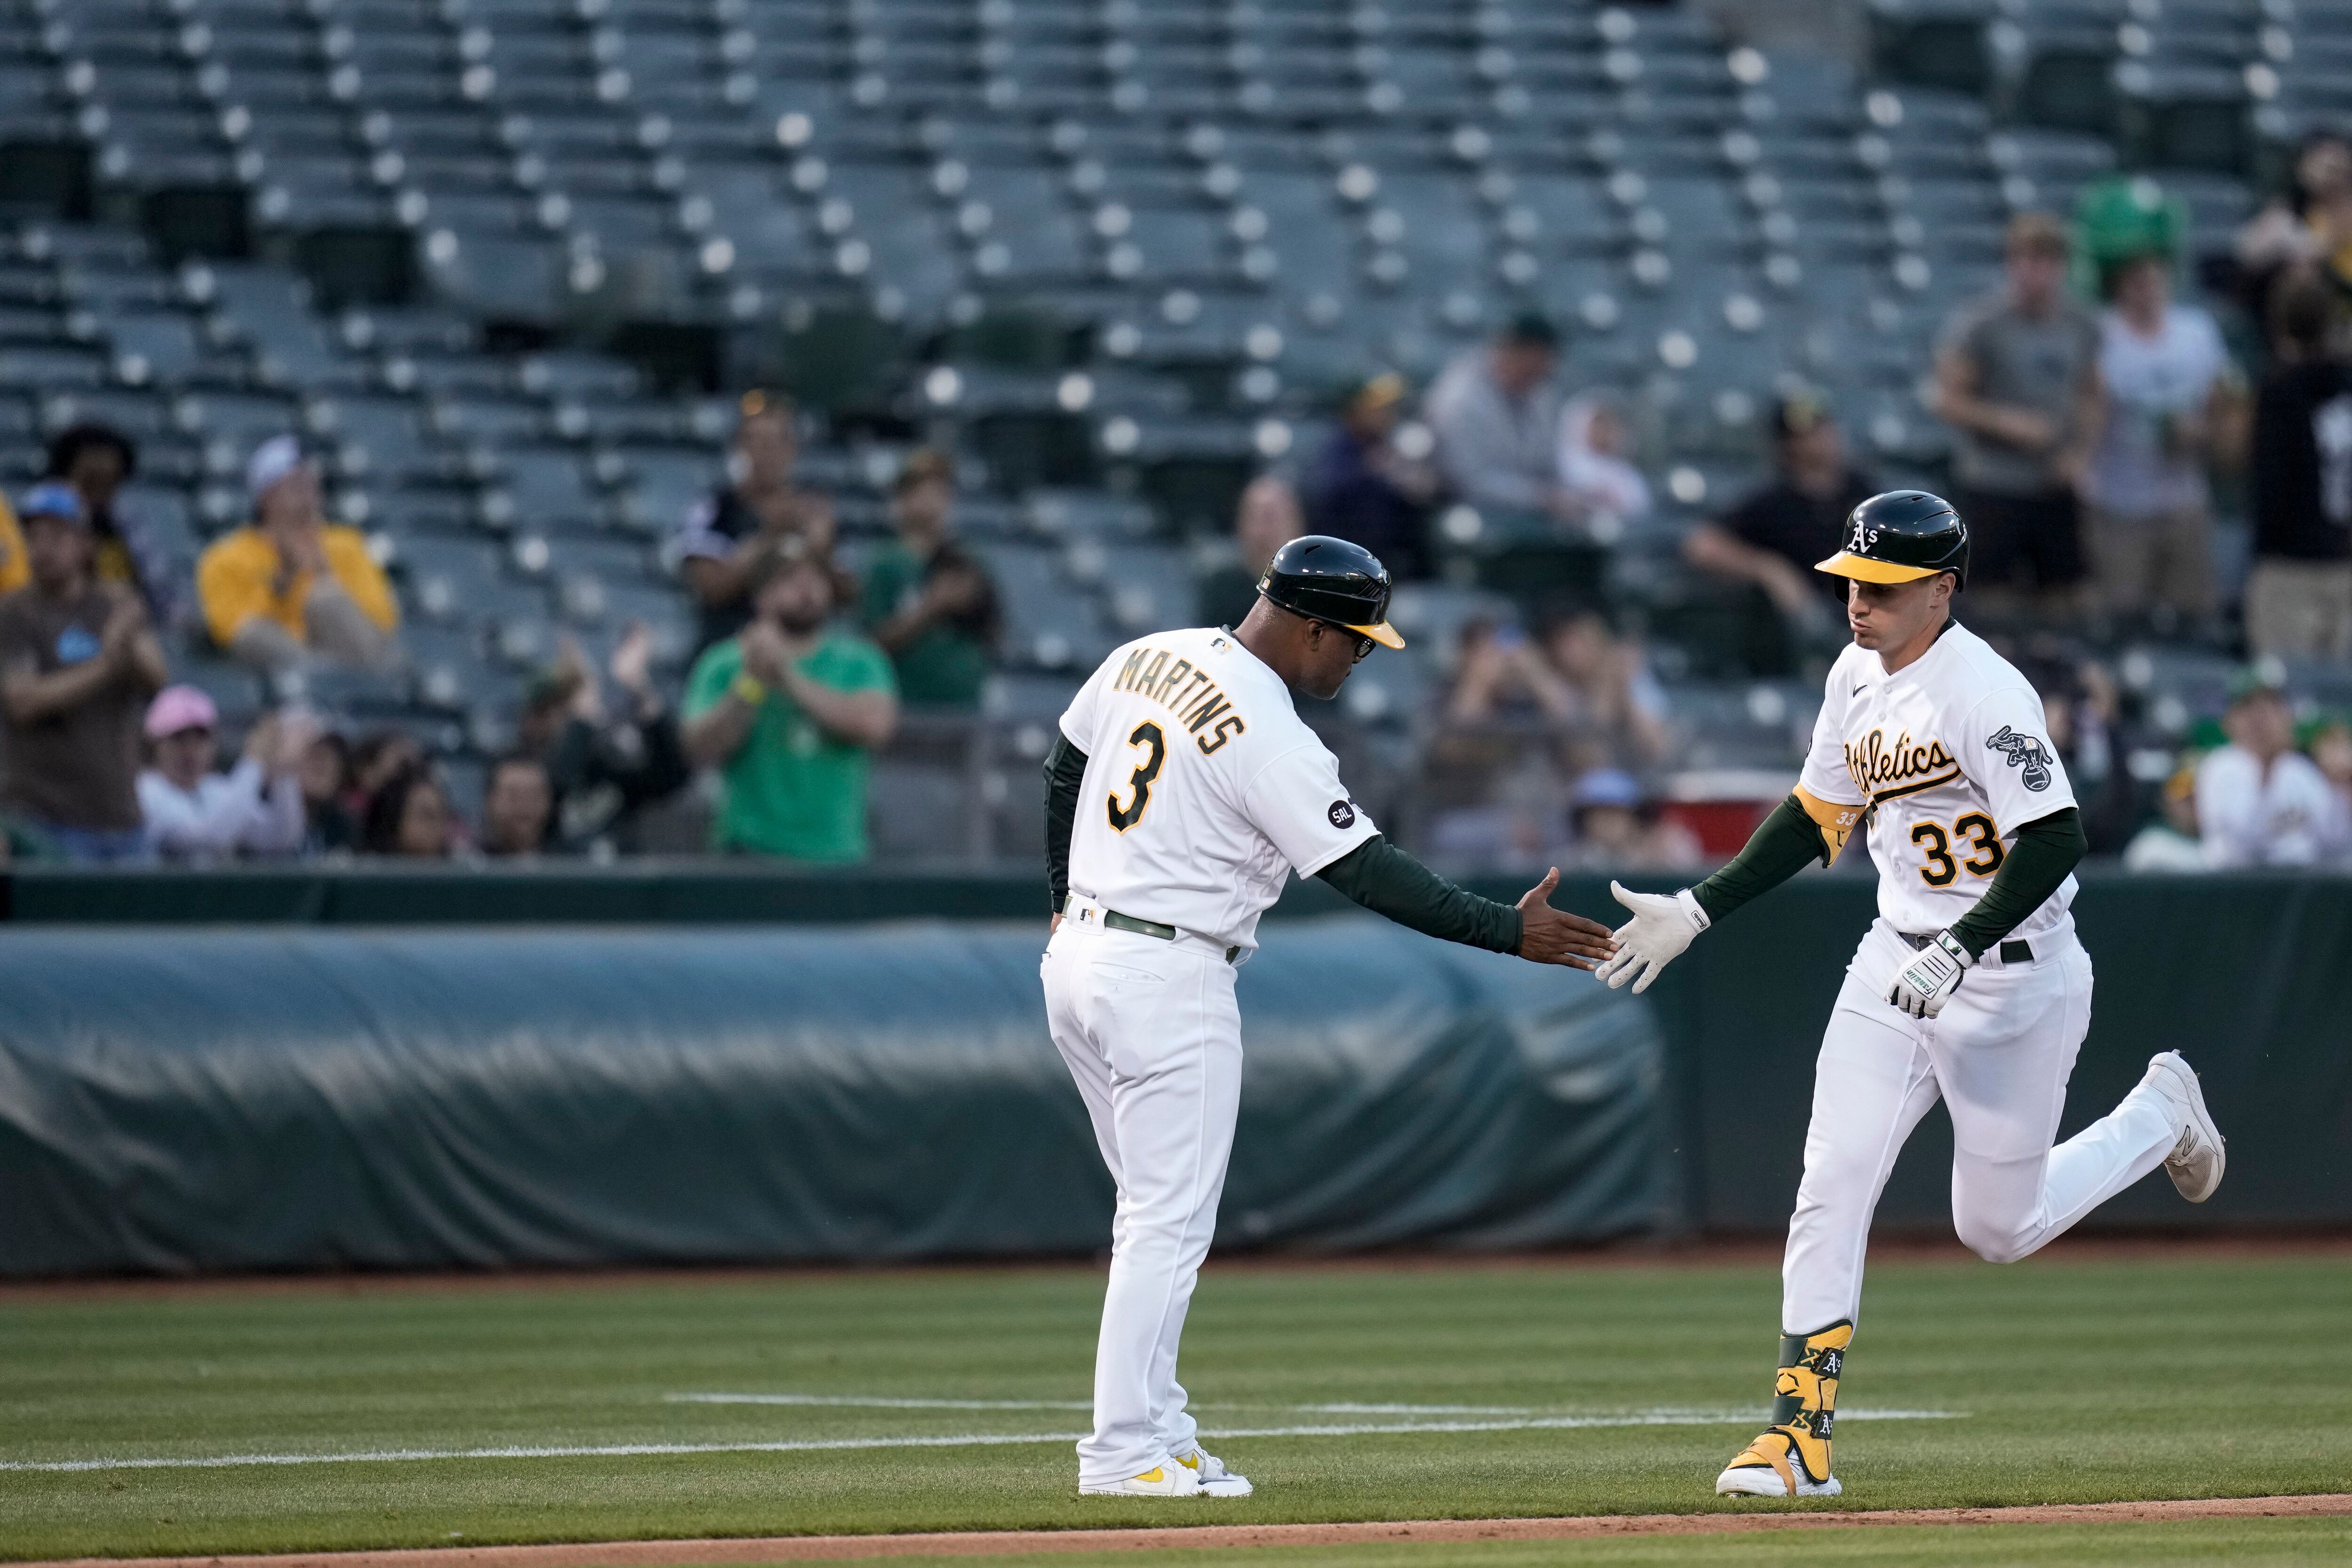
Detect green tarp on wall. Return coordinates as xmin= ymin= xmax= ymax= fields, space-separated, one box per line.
xmin=1650 ymin=873 xmax=2352 ymax=1233
xmin=1 ymin=871 xmax=2345 ymax=1276
xmin=0 ymin=922 xmax=1668 ymax=1276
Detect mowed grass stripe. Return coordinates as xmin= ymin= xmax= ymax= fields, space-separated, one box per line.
xmin=0 ymin=1411 xmax=1969 ymax=1472
xmin=0 ymin=1252 xmax=2345 ymax=1560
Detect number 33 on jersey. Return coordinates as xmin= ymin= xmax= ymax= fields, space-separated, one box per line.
xmin=1059 ymin=626 xmax=1377 ymax=954
xmin=1794 ymin=623 xmax=2079 ymax=940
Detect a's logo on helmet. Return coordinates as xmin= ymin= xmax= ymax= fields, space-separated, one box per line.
xmin=1986 ymin=725 xmax=2054 ymax=792
xmin=1848 ymin=515 xmax=1881 ymax=554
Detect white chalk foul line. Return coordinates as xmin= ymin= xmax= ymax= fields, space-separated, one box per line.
xmin=667 ymin=1394 xmax=1531 ymax=1415
xmin=668 ymin=1393 xmax=1096 ymax=1411
xmin=0 ymin=1410 xmax=1962 ymax=1475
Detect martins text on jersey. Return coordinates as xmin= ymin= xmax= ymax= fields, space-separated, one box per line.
xmin=1110 ymin=643 xmax=1249 ymax=754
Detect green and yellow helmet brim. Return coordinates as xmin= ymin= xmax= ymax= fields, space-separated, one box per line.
xmin=1346 ymin=620 xmax=1406 ymax=649
xmin=1814 ymin=551 xmax=1942 ymax=584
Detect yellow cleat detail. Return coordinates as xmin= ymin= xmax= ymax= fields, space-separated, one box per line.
xmin=1717 ymin=1321 xmax=1851 ymax=1497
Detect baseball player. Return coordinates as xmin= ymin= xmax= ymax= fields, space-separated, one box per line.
xmin=1041 ymin=535 xmax=1616 ymax=1498
xmin=1596 ymin=491 xmax=2226 ymax=1499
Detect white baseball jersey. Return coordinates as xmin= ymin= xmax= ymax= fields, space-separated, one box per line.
xmin=1059 ymin=626 xmax=1377 ymax=951
xmin=1796 ymin=622 xmax=2079 ymax=939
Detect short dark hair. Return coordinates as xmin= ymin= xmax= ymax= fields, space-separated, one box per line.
xmin=893 ymin=447 xmax=954 ymax=495
xmin=1773 ymin=389 xmax=1832 ymax=441
xmin=2271 ymin=271 xmax=2336 ymax=352
xmin=746 ymin=540 xmax=833 ymax=598
xmin=2097 ymin=252 xmax=2167 ymax=303
xmin=488 ymin=750 xmax=549 ymax=787
xmin=1500 ymin=311 xmax=1559 ymax=350
xmin=2005 ymin=211 xmax=2070 ymax=259
xmin=45 ymin=422 xmax=136 ymax=482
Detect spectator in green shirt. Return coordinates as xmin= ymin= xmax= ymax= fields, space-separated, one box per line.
xmin=860 ymin=449 xmax=1001 ymax=707
xmin=683 ymin=551 xmax=898 ymax=860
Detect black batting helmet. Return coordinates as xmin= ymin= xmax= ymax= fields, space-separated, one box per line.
xmin=1816 ymin=490 xmax=1970 ymax=590
xmin=1258 ymin=535 xmax=1404 ymax=649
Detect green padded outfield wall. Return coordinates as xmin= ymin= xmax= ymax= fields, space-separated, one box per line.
xmin=0 ymin=922 xmax=1668 ymax=1276
xmin=1644 ymin=871 xmax=2352 ymax=1233
xmin=0 ymin=871 xmax=2344 ymax=1275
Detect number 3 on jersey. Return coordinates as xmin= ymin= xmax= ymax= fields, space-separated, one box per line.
xmin=1911 ymin=811 xmax=2005 ymax=887
xmin=1106 ymin=721 xmax=1166 ymax=832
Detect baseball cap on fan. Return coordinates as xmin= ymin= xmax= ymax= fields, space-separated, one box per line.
xmin=246 ymin=435 xmax=312 ymax=503
xmin=16 ymin=480 xmax=87 ymax=527
xmin=144 ymin=683 xmax=219 ymax=740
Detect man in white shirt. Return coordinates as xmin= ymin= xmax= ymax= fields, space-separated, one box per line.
xmin=1041 ymin=535 xmax=1616 ymax=1498
xmin=2196 ymin=682 xmax=2349 ymax=867
xmin=137 ymin=686 xmax=309 ymax=863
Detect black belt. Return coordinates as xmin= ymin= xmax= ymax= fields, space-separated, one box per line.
xmin=1084 ymin=901 xmax=1242 ymax=963
xmin=1903 ymin=931 xmax=2034 ymax=965
xmin=1103 ymin=909 xmax=1178 ymax=941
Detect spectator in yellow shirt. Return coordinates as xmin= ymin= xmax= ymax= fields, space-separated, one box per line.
xmin=0 ymin=493 xmax=26 ymax=597
xmin=198 ymin=436 xmax=400 ymax=672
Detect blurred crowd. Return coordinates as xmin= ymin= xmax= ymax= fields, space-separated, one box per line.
xmin=6 ymin=155 xmax=2352 ymax=872
xmin=0 ymin=395 xmax=993 ymax=866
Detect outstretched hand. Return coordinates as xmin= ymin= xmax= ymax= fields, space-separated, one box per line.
xmin=1593 ymin=880 xmax=1708 ymax=993
xmin=1515 ymin=867 xmax=1617 ymax=971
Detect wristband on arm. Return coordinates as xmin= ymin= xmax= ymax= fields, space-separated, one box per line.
xmin=1792 ymin=784 xmax=1865 ymax=867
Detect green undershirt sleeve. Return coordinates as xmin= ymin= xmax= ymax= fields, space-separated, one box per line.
xmin=1948 ymin=808 xmax=2086 ymax=958
xmin=1043 ymin=733 xmax=1088 ymax=911
xmin=1690 ymin=795 xmax=1829 ymax=925
xmin=1318 ymin=834 xmax=1523 ymax=954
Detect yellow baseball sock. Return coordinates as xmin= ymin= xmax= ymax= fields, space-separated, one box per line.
xmin=1727 ymin=1319 xmax=1851 ymax=1487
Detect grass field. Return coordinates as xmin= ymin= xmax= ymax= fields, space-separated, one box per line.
xmin=2 ymin=1249 xmax=2347 ymax=1563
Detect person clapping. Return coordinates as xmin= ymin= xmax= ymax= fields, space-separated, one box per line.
xmin=137 ymin=689 xmax=312 ymax=863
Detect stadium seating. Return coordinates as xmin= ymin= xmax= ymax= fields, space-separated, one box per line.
xmin=0 ymin=0 xmax=2296 ymax=860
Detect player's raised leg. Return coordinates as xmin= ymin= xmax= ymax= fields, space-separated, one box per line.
xmin=1937 ymin=943 xmax=2223 ymax=1263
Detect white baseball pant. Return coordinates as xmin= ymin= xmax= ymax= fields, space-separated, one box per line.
xmin=1041 ymin=917 xmax=1243 ymax=1487
xmin=1782 ymin=918 xmax=2182 ymax=1334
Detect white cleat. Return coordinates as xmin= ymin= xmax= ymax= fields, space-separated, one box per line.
xmin=1715 ymin=1426 xmax=1840 ymax=1498
xmin=2145 ymin=1051 xmax=2225 ymax=1203
xmin=1173 ymin=1444 xmax=1253 ymax=1497
xmin=1715 ymin=1461 xmax=1841 ymax=1498
xmin=1081 ymin=1462 xmax=1204 ymax=1497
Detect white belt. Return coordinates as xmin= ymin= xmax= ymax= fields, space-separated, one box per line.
xmin=1062 ymin=895 xmax=1242 ymax=964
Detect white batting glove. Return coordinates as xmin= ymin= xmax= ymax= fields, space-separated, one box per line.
xmin=1888 ymin=930 xmax=1973 ymax=1019
xmin=1594 ymin=881 xmax=1709 ymax=994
